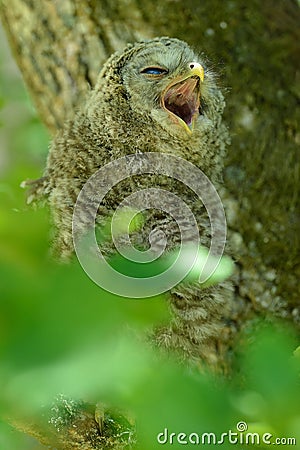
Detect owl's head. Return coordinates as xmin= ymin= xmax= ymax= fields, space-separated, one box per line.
xmin=96 ymin=37 xmax=224 ymax=136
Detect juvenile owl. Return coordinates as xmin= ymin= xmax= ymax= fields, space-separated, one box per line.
xmin=30 ymin=37 xmax=231 ymax=369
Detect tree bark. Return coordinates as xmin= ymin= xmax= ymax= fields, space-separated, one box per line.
xmin=0 ymin=0 xmax=154 ymax=133
xmin=1 ymin=0 xmax=300 ymax=448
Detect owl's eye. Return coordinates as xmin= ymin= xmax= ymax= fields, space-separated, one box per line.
xmin=140 ymin=67 xmax=168 ymax=76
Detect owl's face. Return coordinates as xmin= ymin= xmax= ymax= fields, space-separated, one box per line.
xmin=121 ymin=38 xmax=213 ymax=134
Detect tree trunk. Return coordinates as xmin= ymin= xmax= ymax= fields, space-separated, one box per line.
xmin=0 ymin=0 xmax=155 ymax=133
xmin=1 ymin=0 xmax=300 ymax=448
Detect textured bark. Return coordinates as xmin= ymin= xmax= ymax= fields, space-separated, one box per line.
xmin=1 ymin=0 xmax=300 ymax=448
xmin=0 ymin=0 xmax=154 ymax=133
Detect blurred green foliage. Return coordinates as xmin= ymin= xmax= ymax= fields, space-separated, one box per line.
xmin=1 ymin=27 xmax=300 ymax=450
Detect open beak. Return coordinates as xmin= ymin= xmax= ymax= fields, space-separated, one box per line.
xmin=162 ymin=63 xmax=205 ymax=133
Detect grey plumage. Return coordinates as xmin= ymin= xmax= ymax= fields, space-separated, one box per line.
xmin=29 ymin=37 xmax=232 ymax=369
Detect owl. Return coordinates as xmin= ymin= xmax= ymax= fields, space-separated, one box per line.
xmin=29 ymin=37 xmax=231 ymax=369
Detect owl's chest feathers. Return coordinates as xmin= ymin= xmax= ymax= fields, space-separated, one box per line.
xmin=78 ymin=109 xmax=215 ymax=176
xmin=49 ymin=89 xmax=225 ymax=201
